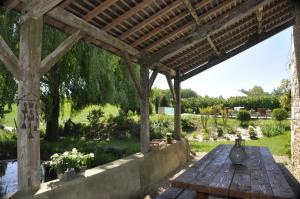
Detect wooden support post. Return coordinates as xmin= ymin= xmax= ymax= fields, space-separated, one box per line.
xmin=256 ymin=7 xmax=263 ymax=34
xmin=18 ymin=8 xmax=43 ymax=191
xmin=174 ymin=70 xmax=181 ymax=140
xmin=140 ymin=65 xmax=150 ymax=153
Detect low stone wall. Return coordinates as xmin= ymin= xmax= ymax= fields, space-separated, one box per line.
xmin=7 ymin=140 xmax=189 ymax=199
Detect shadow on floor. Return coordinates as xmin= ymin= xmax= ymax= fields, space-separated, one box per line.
xmin=278 ymin=163 xmax=300 ymax=199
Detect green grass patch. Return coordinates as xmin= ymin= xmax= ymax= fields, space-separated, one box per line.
xmin=190 ymin=131 xmax=290 ymax=156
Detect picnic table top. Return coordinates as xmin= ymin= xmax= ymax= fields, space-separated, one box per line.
xmin=170 ymin=144 xmax=295 ymax=199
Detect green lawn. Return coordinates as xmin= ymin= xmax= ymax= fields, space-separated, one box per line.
xmin=190 ymin=131 xmax=290 ymax=156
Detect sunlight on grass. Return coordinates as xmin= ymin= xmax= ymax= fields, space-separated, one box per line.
xmin=190 ymin=132 xmax=290 ymax=156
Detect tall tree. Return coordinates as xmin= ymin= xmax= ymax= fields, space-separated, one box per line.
xmin=240 ymin=86 xmax=269 ymax=97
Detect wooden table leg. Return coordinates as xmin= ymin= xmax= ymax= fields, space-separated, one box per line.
xmin=196 ymin=192 xmax=206 ymax=199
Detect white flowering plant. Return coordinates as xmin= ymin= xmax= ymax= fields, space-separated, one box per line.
xmin=50 ymin=148 xmax=94 ymax=174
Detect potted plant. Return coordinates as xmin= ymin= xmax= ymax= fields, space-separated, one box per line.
xmin=50 ymin=148 xmax=94 ymax=181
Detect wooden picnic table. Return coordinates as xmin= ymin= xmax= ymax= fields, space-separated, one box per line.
xmin=170 ymin=144 xmax=296 ymax=199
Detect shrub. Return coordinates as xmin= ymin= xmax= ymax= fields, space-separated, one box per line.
xmin=223 ymin=126 xmax=235 ymax=134
xmin=150 ymin=115 xmax=172 ymax=139
xmin=199 ymin=107 xmax=212 ymax=130
xmin=181 ymin=116 xmax=197 ymax=132
xmin=217 ymin=126 xmax=223 ymax=137
xmin=202 ymin=133 xmax=209 ymax=141
xmin=272 ymin=108 xmax=288 ymax=123
xmin=248 ymin=126 xmax=257 ymax=138
xmin=261 ymin=124 xmax=285 ymax=137
xmin=87 ymin=108 xmax=104 ymax=128
xmin=240 ymin=121 xmax=249 ymax=128
xmin=237 ymin=110 xmax=251 ymax=122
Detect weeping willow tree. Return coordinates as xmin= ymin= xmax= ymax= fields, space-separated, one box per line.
xmin=0 ymin=8 xmax=18 ymax=113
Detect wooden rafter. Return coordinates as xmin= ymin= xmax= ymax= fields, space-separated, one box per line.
xmin=119 ymin=0 xmax=182 ymax=40
xmin=152 ymin=63 xmax=176 ymax=77
xmin=181 ymin=0 xmax=201 ymax=25
xmin=47 ymin=7 xmax=141 ymax=58
xmin=207 ymin=35 xmax=220 ymax=55
xmin=3 ymin=0 xmax=19 ymax=9
xmin=166 ymin=74 xmax=177 ymax=103
xmin=21 ymin=0 xmax=63 ymax=22
xmin=149 ymin=69 xmax=158 ymax=89
xmin=102 ymin=0 xmax=154 ymax=32
xmin=60 ymin=0 xmax=73 ymax=8
xmin=143 ymin=0 xmax=235 ymax=52
xmin=181 ymin=19 xmax=293 ymax=81
xmin=147 ymin=0 xmax=268 ymax=65
xmin=82 ymin=0 xmax=118 ymax=21
xmin=0 ymin=34 xmax=20 ymax=80
xmin=40 ymin=30 xmax=83 ymax=75
xmin=122 ymin=52 xmax=143 ymax=98
xmin=256 ymin=7 xmax=264 ymax=34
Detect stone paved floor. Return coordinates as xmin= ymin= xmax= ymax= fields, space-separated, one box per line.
xmin=141 ymin=152 xmax=300 ymax=199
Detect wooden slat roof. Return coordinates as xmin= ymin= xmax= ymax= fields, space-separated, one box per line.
xmin=1 ymin=0 xmax=295 ymax=80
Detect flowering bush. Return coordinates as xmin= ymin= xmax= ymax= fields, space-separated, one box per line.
xmin=50 ymin=148 xmax=94 ymax=174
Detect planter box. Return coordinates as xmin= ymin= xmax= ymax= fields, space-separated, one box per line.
xmin=149 ymin=139 xmax=167 ymax=151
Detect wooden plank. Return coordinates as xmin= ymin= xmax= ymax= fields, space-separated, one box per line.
xmin=82 ymin=0 xmax=118 ymax=21
xmin=40 ymin=30 xmax=83 ymax=75
xmin=153 ymin=63 xmax=176 ymax=77
xmin=122 ymin=52 xmax=143 ymax=98
xmin=229 ymin=165 xmax=251 ymax=199
xmin=177 ymin=189 xmax=197 ymax=199
xmin=3 ymin=0 xmax=19 ymax=9
xmin=156 ymin=187 xmax=184 ymax=199
xmin=208 ymin=158 xmax=235 ymax=196
xmin=260 ymin=147 xmax=280 ymax=171
xmin=119 ymin=0 xmax=182 ymax=40
xmin=102 ymin=0 xmax=154 ymax=32
xmin=148 ymin=0 xmax=268 ymax=64
xmin=21 ymin=0 xmax=63 ymax=22
xmin=140 ymin=64 xmax=150 ymax=153
xmin=174 ymin=70 xmax=181 ymax=140
xmin=181 ymin=0 xmax=201 ymax=25
xmin=180 ymin=20 xmax=294 ymax=81
xmin=0 ymin=34 xmax=20 ymax=80
xmin=149 ymin=69 xmax=158 ymax=89
xmin=207 ymin=35 xmax=220 ymax=55
xmin=256 ymin=7 xmax=264 ymax=34
xmin=166 ymin=74 xmax=177 ymax=103
xmin=47 ymin=7 xmax=141 ymax=57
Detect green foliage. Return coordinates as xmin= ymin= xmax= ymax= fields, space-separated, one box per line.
xmin=199 ymin=107 xmax=212 ymax=130
xmin=240 ymin=86 xmax=269 ymax=97
xmin=248 ymin=126 xmax=257 ymax=138
xmin=181 ymin=89 xmax=198 ymax=98
xmin=261 ymin=124 xmax=285 ymax=137
xmin=49 ymin=148 xmax=94 ymax=174
xmin=181 ymin=116 xmax=198 ymax=132
xmin=222 ymin=126 xmax=236 ymax=134
xmin=203 ymin=133 xmax=210 ymax=141
xmin=217 ymin=126 xmax=223 ymax=137
xmin=87 ymin=108 xmax=104 ymax=127
xmin=237 ymin=110 xmax=251 ymax=122
xmin=150 ymin=114 xmax=172 ymax=139
xmin=160 ymin=96 xmax=169 ymax=107
xmin=272 ymin=108 xmax=288 ymax=122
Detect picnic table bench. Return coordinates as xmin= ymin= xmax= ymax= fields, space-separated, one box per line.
xmin=167 ymin=144 xmax=296 ymax=199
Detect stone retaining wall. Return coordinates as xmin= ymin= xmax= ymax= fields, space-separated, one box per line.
xmin=6 ymin=140 xmax=189 ymax=199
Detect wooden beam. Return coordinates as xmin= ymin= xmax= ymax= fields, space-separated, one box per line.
xmin=207 ymin=35 xmax=220 ymax=55
xmin=122 ymin=52 xmax=143 ymax=98
xmin=147 ymin=0 xmax=268 ymax=65
xmin=181 ymin=0 xmax=201 ymax=25
xmin=0 ymin=34 xmax=20 ymax=80
xmin=149 ymin=69 xmax=158 ymax=89
xmin=256 ymin=7 xmax=264 ymax=34
xmin=82 ymin=0 xmax=118 ymax=21
xmin=181 ymin=19 xmax=294 ymax=81
xmin=174 ymin=70 xmax=181 ymax=140
xmin=21 ymin=0 xmax=63 ymax=22
xmin=140 ymin=65 xmax=150 ymax=153
xmin=47 ymin=7 xmax=141 ymax=58
xmin=120 ymin=0 xmax=182 ymax=40
xmin=3 ymin=0 xmax=19 ymax=9
xmin=102 ymin=0 xmax=154 ymax=32
xmin=40 ymin=30 xmax=83 ymax=75
xmin=18 ymin=8 xmax=44 ymax=191
xmin=153 ymin=62 xmax=176 ymax=77
xmin=166 ymin=74 xmax=177 ymax=103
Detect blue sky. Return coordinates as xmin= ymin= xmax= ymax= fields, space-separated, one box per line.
xmin=153 ymin=27 xmax=293 ymax=98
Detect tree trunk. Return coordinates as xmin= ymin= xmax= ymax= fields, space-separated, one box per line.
xmin=45 ymin=83 xmax=60 ymax=141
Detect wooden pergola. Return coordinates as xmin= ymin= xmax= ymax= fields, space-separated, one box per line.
xmin=0 ymin=0 xmax=298 ymax=193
